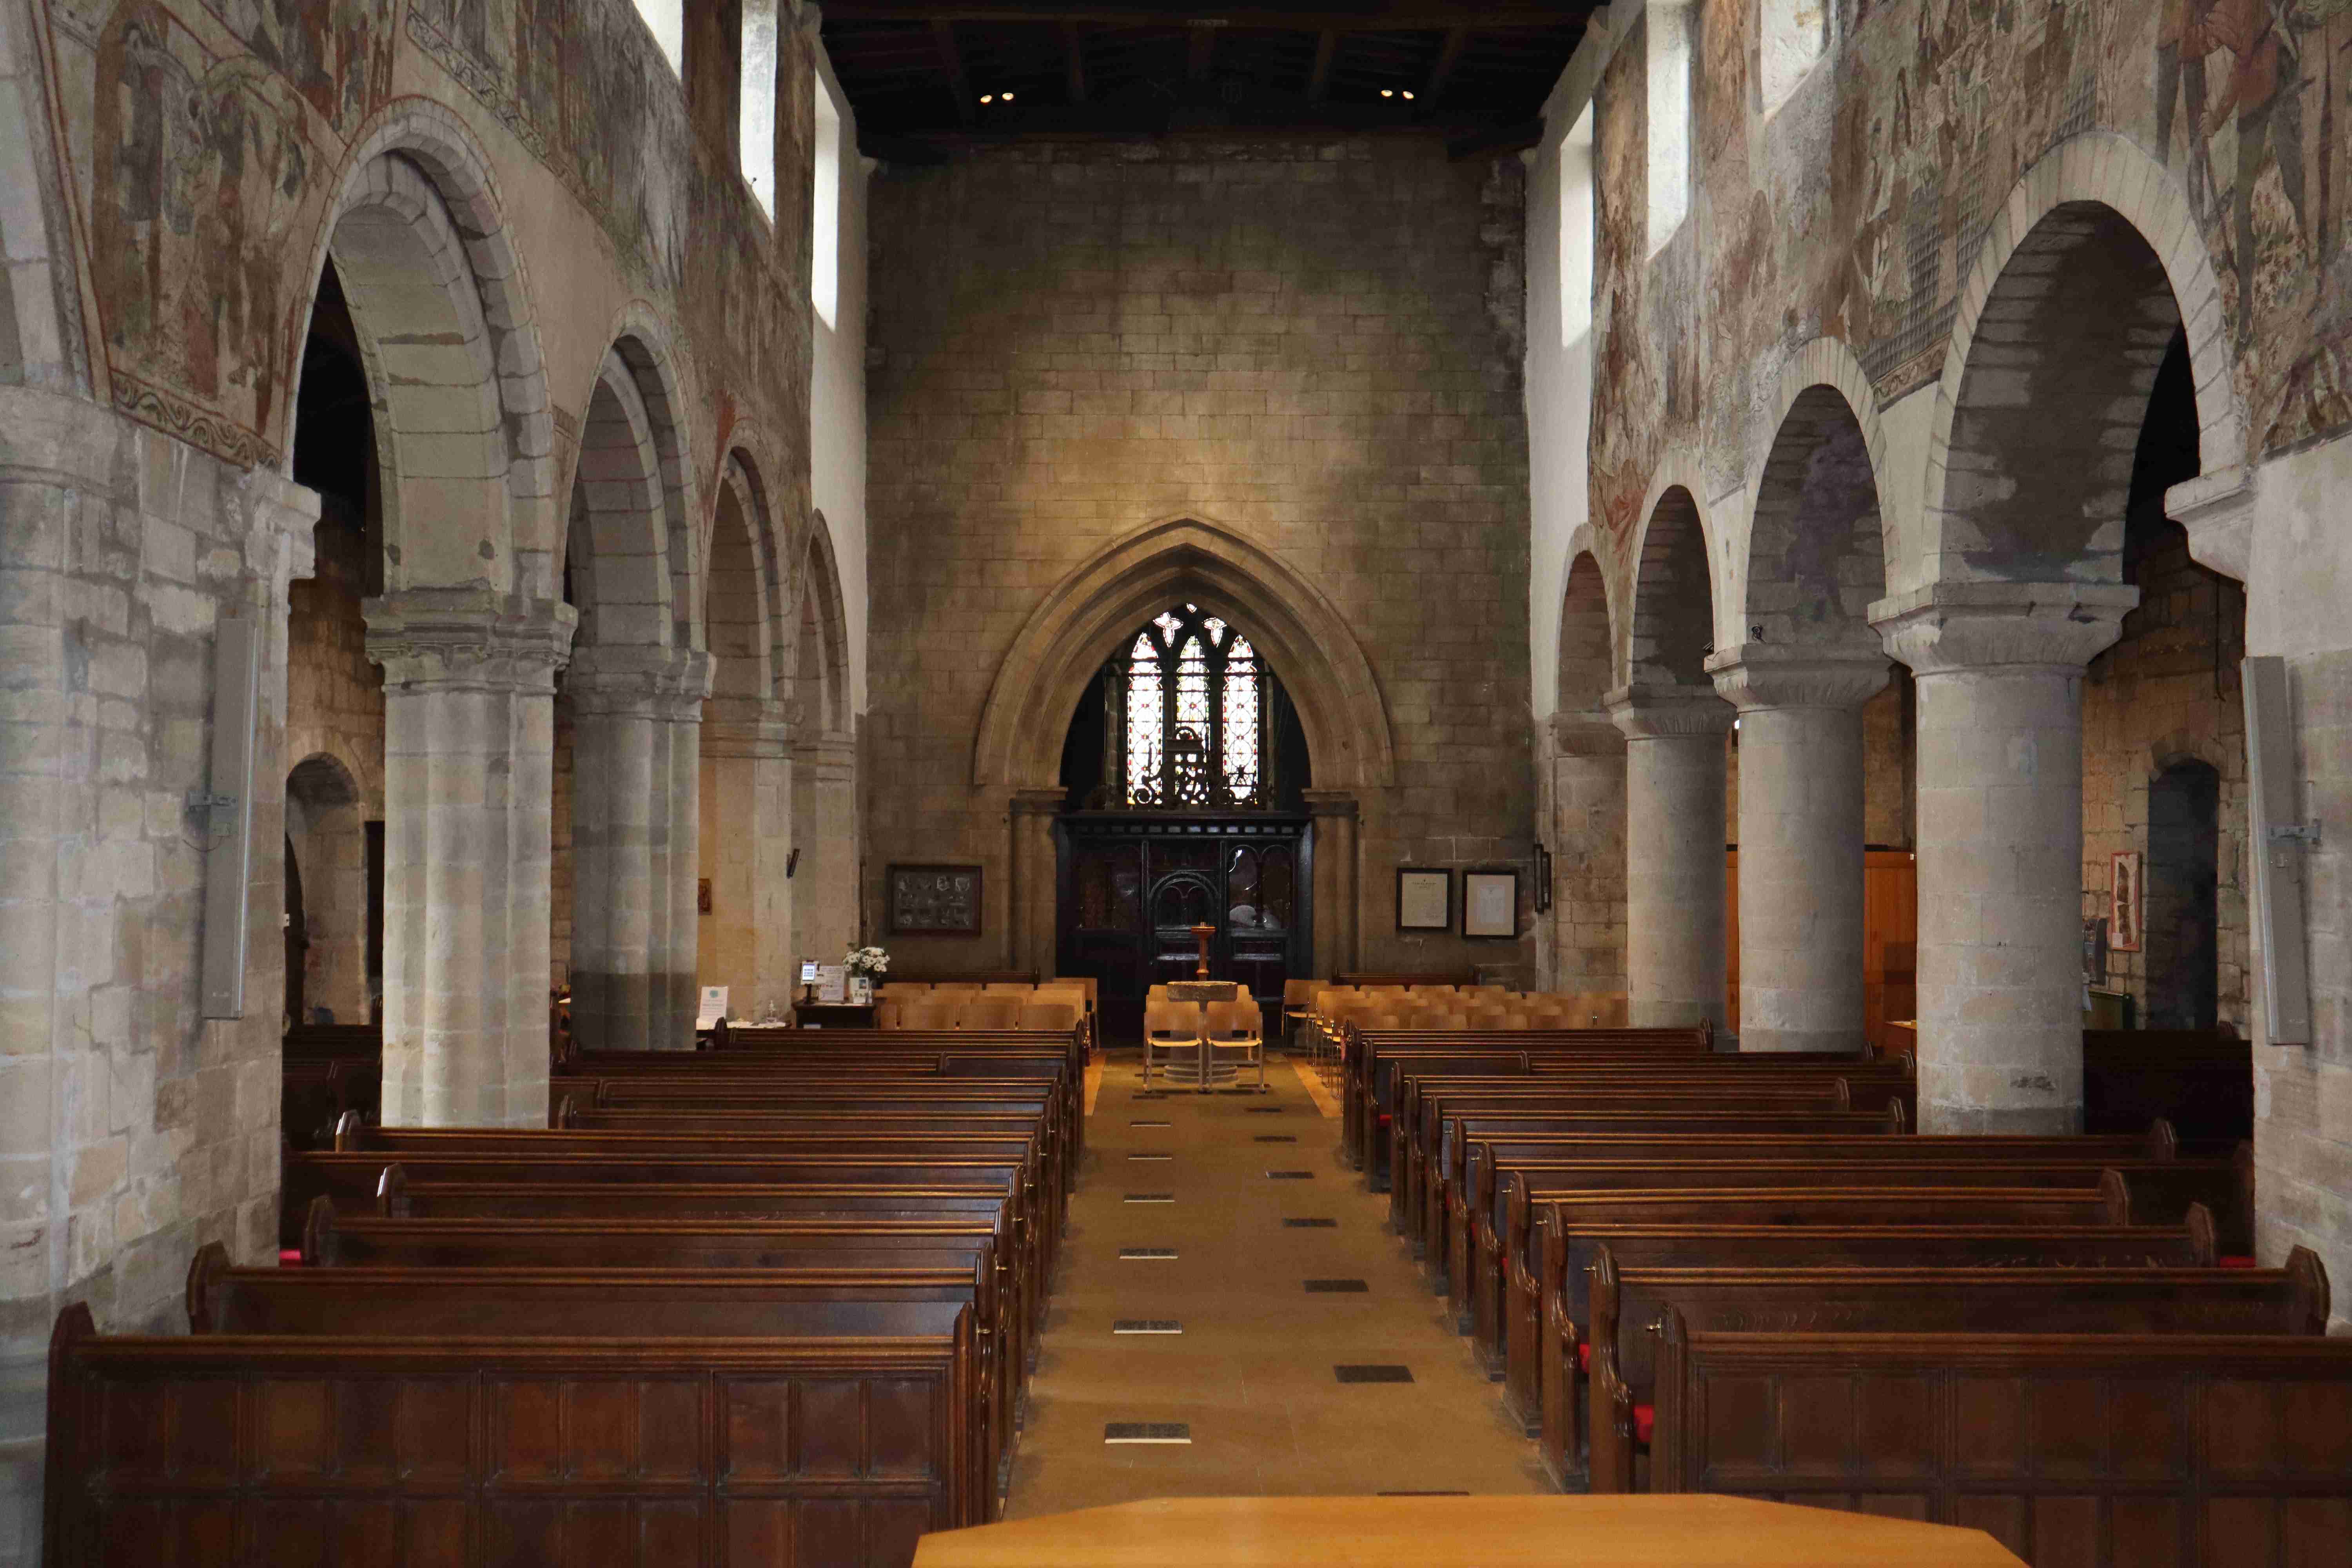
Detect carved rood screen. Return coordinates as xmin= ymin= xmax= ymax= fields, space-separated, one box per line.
xmin=1107 ymin=604 xmax=1278 ymax=809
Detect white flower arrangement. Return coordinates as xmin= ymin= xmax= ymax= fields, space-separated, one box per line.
xmin=846 ymin=946 xmax=891 ymax=977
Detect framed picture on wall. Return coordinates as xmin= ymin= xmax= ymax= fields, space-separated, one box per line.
xmin=2110 ymin=851 xmax=2143 ymax=953
xmin=1463 ymin=868 xmax=1519 ymax=940
xmin=887 ymin=864 xmax=985 ymax=936
xmin=1396 ymin=867 xmax=1452 ymax=932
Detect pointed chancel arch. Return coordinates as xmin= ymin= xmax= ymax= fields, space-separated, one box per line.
xmin=973 ymin=517 xmax=1396 ymax=796
xmin=975 ymin=515 xmax=1395 ymax=978
xmin=301 ymin=107 xmax=566 ymax=1128
xmin=1887 ymin=136 xmax=2235 ymax=1132
xmin=1611 ymin=481 xmax=1732 ymax=1033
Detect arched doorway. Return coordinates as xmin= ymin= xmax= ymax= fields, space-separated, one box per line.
xmin=283 ymin=754 xmax=372 ymax=1026
xmin=1054 ymin=603 xmax=1312 ymax=1043
xmin=2145 ymin=759 xmax=2221 ymax=1031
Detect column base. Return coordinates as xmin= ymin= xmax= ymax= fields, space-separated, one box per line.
xmin=1916 ymin=1101 xmax=2083 ymax=1136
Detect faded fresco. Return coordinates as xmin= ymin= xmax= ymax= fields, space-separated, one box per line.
xmin=51 ymin=0 xmax=806 ymax=496
xmin=1590 ymin=0 xmax=2352 ymax=555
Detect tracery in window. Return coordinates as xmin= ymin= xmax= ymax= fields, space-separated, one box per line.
xmin=1102 ymin=604 xmax=1279 ymax=809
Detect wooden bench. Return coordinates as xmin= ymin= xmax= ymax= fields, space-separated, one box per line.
xmin=1642 ymin=1328 xmax=2352 ymax=1562
xmin=44 ymin=1301 xmax=983 ymax=1559
xmin=1519 ymin=1212 xmax=2218 ymax=1468
xmin=1490 ymin=1156 xmax=2254 ymax=1376
xmin=1580 ymin=1246 xmax=2332 ymax=1493
xmin=1436 ymin=1124 xmax=2181 ymax=1301
xmin=193 ymin=1241 xmax=1012 ymax=1514
xmin=1499 ymin=1165 xmax=2225 ymax=1394
xmin=2083 ymin=1026 xmax=2254 ymax=1142
xmin=1341 ymin=1031 xmax=1715 ymax=1167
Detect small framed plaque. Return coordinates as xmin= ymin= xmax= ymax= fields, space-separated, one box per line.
xmin=1396 ymin=867 xmax=1452 ymax=933
xmin=1462 ymin=868 xmax=1519 ymax=940
xmin=887 ymin=863 xmax=984 ymax=936
xmin=814 ymin=964 xmax=848 ymax=1004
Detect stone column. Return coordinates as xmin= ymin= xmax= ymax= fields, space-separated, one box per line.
xmin=1009 ymin=788 xmax=1067 ymax=977
xmin=1706 ymin=647 xmax=1890 ymax=1053
xmin=1606 ymin=686 xmax=1735 ymax=1034
xmin=658 ymin=654 xmax=711 ymax=1047
xmin=565 ymin=645 xmax=702 ymax=1051
xmin=1548 ymin=713 xmax=1628 ymax=996
xmin=792 ymin=730 xmax=861 ymax=963
xmin=1303 ymin=789 xmax=1359 ymax=978
xmin=1873 ymin=582 xmax=2136 ymax=1132
xmin=700 ymin=698 xmax=795 ymax=1020
xmin=367 ymin=589 xmax=575 ymax=1124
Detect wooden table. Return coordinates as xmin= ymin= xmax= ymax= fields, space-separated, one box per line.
xmin=911 ymin=1495 xmax=2025 ymax=1566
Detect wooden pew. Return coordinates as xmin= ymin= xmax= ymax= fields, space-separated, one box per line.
xmin=1388 ymin=1075 xmax=1882 ymax=1235
xmin=1497 ymin=1164 xmax=2233 ymax=1395
xmin=1523 ymin=1212 xmax=2220 ymax=1474
xmin=1581 ymin=1245 xmax=2332 ymax=1494
xmin=44 ymin=1302 xmax=982 ymax=1560
xmin=323 ymin=1126 xmax=1063 ymax=1264
xmin=2083 ymin=1026 xmax=2254 ymax=1142
xmin=1642 ymin=1327 xmax=2352 ymax=1562
xmin=1437 ymin=1123 xmax=2181 ymax=1302
xmin=191 ymin=1243 xmax=1010 ymax=1516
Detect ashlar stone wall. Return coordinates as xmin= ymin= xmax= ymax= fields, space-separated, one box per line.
xmin=865 ymin=136 xmax=1535 ymax=979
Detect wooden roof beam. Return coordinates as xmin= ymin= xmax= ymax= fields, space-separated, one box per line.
xmin=1305 ymin=29 xmax=1336 ymax=100
xmin=1062 ymin=20 xmax=1090 ymax=101
xmin=826 ymin=4 xmax=1594 ymax=31
xmin=1422 ymin=26 xmax=1466 ymax=104
xmin=932 ymin=18 xmax=978 ymax=123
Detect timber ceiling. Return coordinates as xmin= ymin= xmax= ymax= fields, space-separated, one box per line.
xmin=819 ymin=3 xmax=1602 ymax=157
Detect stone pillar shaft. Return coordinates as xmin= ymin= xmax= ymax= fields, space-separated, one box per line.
xmin=1548 ymin=714 xmax=1627 ymax=996
xmin=1708 ymin=649 xmax=1889 ymax=1054
xmin=1009 ymin=788 xmax=1066 ymax=977
xmin=1875 ymin=582 xmax=2136 ymax=1132
xmin=566 ymin=646 xmax=708 ymax=1051
xmin=792 ymin=731 xmax=861 ymax=965
xmin=1609 ymin=687 xmax=1733 ymax=1034
xmin=701 ymin=701 xmax=795 ymax=1020
xmin=368 ymin=590 xmax=574 ymax=1126
xmin=1303 ymin=789 xmax=1360 ymax=979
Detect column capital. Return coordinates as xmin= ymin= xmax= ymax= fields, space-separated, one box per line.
xmin=565 ymin=644 xmax=711 ymax=719
xmin=700 ymin=696 xmax=793 ymax=759
xmin=1704 ymin=644 xmax=1891 ymax=712
xmin=1300 ymin=788 xmax=1359 ymax=821
xmin=1869 ymin=580 xmax=2138 ymax=676
xmin=1603 ymin=684 xmax=1735 ymax=740
xmin=365 ymin=588 xmax=577 ymax=694
xmin=1010 ymin=786 xmax=1068 ymax=817
xmin=1548 ymin=709 xmax=1626 ymax=758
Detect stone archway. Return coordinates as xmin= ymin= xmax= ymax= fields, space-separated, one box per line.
xmin=973 ymin=517 xmax=1397 ymax=979
xmin=977 ymin=517 xmax=1395 ymax=978
xmin=792 ymin=511 xmax=860 ymax=969
xmin=1546 ymin=539 xmax=1626 ymax=996
xmin=285 ymin=753 xmax=370 ymax=1025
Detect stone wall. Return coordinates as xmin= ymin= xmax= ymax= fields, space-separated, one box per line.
xmin=0 ymin=387 xmax=315 ymax=1558
xmin=2081 ymin=524 xmax=2249 ymax=1034
xmin=864 ymin=135 xmax=1535 ymax=979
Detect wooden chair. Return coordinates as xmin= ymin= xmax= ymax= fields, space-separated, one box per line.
xmin=1142 ymin=1000 xmax=1202 ymax=1090
xmin=1204 ymin=998 xmax=1268 ymax=1093
xmin=899 ymin=1001 xmax=961 ymax=1032
xmin=1281 ymin=978 xmax=1317 ymax=1055
xmin=958 ymin=995 xmax=1026 ymax=1031
xmin=1018 ymin=1001 xmax=1078 ymax=1033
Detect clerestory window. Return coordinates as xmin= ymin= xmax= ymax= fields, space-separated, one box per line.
xmin=1102 ymin=605 xmax=1277 ymax=809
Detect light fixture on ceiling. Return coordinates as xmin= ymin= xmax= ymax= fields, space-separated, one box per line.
xmin=1402 ymin=90 xmax=1415 ymax=100
xmin=1380 ymin=88 xmax=1394 ymax=98
xmin=1002 ymin=91 xmax=1014 ymax=100
xmin=980 ymin=93 xmax=994 ymax=103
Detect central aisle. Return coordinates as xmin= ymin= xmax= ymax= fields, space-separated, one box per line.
xmin=1005 ymin=1054 xmax=1550 ymax=1512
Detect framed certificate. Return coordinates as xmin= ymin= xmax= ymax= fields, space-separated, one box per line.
xmin=1463 ymin=868 xmax=1519 ymax=940
xmin=814 ymin=964 xmax=848 ymax=1003
xmin=1397 ymin=867 xmax=1452 ymax=932
xmin=887 ymin=864 xmax=984 ymax=936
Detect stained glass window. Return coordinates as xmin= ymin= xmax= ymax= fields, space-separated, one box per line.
xmin=1103 ymin=604 xmax=1275 ymax=809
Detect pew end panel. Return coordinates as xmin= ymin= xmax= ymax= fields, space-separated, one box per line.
xmin=44 ymin=1322 xmax=982 ymax=1564
xmin=1648 ymin=1321 xmax=2352 ymax=1564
